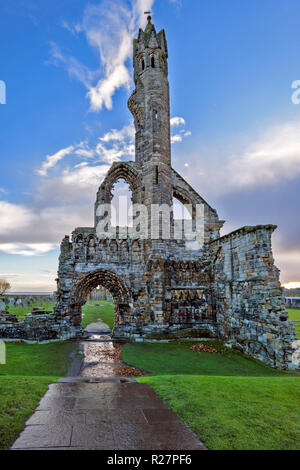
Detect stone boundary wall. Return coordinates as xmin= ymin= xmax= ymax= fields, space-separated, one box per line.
xmin=211 ymin=225 xmax=299 ymax=370
xmin=0 ymin=309 xmax=80 ymax=342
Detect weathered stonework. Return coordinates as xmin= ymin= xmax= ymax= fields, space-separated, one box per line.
xmin=0 ymin=309 xmax=78 ymax=341
xmin=1 ymin=17 xmax=298 ymax=369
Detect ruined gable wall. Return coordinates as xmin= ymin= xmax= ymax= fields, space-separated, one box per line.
xmin=211 ymin=225 xmax=299 ymax=370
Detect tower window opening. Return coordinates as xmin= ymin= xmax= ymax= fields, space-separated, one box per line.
xmin=141 ymin=59 xmax=145 ymax=71
xmin=156 ymin=166 xmax=159 ymax=184
xmin=151 ymin=56 xmax=155 ymax=68
xmin=154 ymin=110 xmax=158 ymax=119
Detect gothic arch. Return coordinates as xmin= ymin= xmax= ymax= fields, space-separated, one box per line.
xmin=173 ymin=186 xmax=196 ymax=217
xmin=69 ymin=269 xmax=132 ymax=330
xmin=97 ymin=163 xmax=140 ymax=204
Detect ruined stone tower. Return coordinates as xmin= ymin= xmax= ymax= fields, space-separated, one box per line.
xmin=129 ymin=16 xmax=172 ymax=212
xmin=2 ymin=16 xmax=297 ymax=370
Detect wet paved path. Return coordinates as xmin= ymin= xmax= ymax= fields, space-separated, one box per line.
xmin=11 ymin=320 xmax=206 ymax=450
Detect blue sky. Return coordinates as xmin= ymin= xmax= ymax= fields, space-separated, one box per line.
xmin=0 ymin=0 xmax=300 ymax=291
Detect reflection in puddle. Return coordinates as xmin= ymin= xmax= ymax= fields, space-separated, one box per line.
xmin=80 ymin=336 xmax=124 ymax=378
xmin=80 ymin=321 xmax=146 ymax=378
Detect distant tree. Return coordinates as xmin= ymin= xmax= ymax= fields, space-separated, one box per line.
xmin=0 ymin=280 xmax=11 ymax=295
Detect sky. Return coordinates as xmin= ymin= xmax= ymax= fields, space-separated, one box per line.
xmin=0 ymin=0 xmax=300 ymax=292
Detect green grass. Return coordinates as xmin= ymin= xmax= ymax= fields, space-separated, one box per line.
xmin=81 ymin=300 xmax=114 ymax=330
xmin=122 ymin=340 xmax=293 ymax=377
xmin=7 ymin=302 xmax=55 ymax=321
xmin=139 ymin=375 xmax=300 ymax=450
xmin=287 ymin=309 xmax=300 ymax=339
xmin=123 ymin=341 xmax=299 ymax=450
xmin=286 ymin=308 xmax=300 ymax=321
xmin=0 ymin=341 xmax=75 ymax=377
xmin=0 ymin=338 xmax=76 ymax=450
xmin=0 ymin=376 xmax=56 ymax=450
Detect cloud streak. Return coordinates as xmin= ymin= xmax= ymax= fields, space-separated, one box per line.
xmin=50 ymin=0 xmax=154 ymax=112
xmin=182 ymin=120 xmax=300 ymax=196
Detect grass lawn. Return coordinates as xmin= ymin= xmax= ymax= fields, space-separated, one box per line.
xmin=122 ymin=340 xmax=292 ymax=377
xmin=0 ymin=322 xmax=76 ymax=449
xmin=0 ymin=376 xmax=54 ymax=450
xmin=81 ymin=300 xmax=114 ymax=330
xmin=287 ymin=309 xmax=300 ymax=339
xmin=123 ymin=341 xmax=300 ymax=450
xmin=139 ymin=374 xmax=299 ymax=450
xmin=7 ymin=302 xmax=55 ymax=321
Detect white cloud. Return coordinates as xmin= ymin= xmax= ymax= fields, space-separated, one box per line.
xmin=48 ymin=42 xmax=96 ymax=88
xmin=227 ymin=122 xmax=300 ymax=189
xmin=170 ymin=116 xmax=191 ymax=144
xmin=0 ymin=121 xmax=137 ymax=259
xmin=183 ymin=121 xmax=300 ymax=196
xmin=0 ymin=243 xmax=57 ymax=256
xmin=273 ymin=249 xmax=300 ymax=284
xmin=37 ymin=123 xmax=135 ymax=176
xmin=0 ymin=201 xmax=36 ymax=234
xmin=170 ymin=116 xmax=186 ymax=127
xmin=37 ymin=145 xmax=75 ymax=176
xmin=61 ymin=164 xmax=110 ymax=186
xmin=51 ymin=0 xmax=154 ymax=112
xmin=100 ymin=124 xmax=135 ymax=143
xmin=0 ymin=273 xmax=23 ymax=280
xmin=171 ymin=134 xmax=183 ymax=144
xmin=96 ymin=124 xmax=135 ymax=164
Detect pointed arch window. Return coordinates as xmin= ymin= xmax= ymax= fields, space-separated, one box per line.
xmin=141 ymin=59 xmax=145 ymax=71
xmin=151 ymin=56 xmax=155 ymax=68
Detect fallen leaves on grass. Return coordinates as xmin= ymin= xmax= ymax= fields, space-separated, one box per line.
xmin=190 ymin=344 xmax=219 ymax=354
xmin=114 ymin=365 xmax=147 ymax=377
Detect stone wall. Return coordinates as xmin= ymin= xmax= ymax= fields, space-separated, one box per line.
xmin=211 ymin=225 xmax=299 ymax=370
xmin=0 ymin=309 xmax=79 ymax=342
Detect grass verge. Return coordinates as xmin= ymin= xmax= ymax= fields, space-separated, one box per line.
xmin=122 ymin=340 xmax=292 ymax=377
xmin=123 ymin=340 xmax=299 ymax=450
xmin=139 ymin=374 xmax=300 ymax=450
xmin=0 ymin=340 xmax=76 ymax=450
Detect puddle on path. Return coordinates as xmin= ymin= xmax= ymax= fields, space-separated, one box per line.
xmin=79 ymin=320 xmax=146 ymax=378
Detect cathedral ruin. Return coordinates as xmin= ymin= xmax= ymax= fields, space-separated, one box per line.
xmin=1 ymin=16 xmax=299 ymax=370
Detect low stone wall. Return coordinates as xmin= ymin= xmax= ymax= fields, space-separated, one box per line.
xmin=0 ymin=309 xmax=81 ymax=342
xmin=211 ymin=225 xmax=299 ymax=370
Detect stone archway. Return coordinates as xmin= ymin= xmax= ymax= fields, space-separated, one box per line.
xmin=69 ymin=269 xmax=132 ymax=334
xmin=97 ymin=162 xmax=141 ymax=205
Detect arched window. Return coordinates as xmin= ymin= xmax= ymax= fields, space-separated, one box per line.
xmin=173 ymin=195 xmax=192 ymax=240
xmin=142 ymin=59 xmax=145 ymax=71
xmin=111 ymin=179 xmax=133 ymax=229
xmin=151 ymin=56 xmax=155 ymax=68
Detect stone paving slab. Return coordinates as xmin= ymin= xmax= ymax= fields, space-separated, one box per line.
xmin=11 ymin=321 xmax=206 ymax=451
xmin=12 ymin=380 xmax=206 ymax=450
